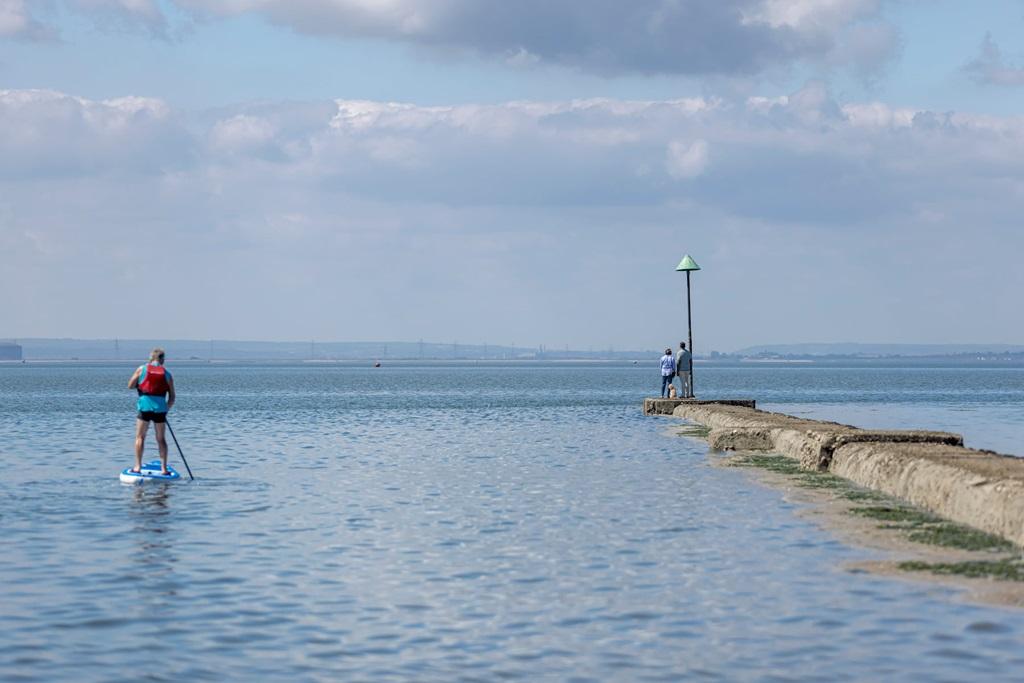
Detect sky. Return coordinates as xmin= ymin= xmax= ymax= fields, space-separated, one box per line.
xmin=1 ymin=0 xmax=1023 ymax=353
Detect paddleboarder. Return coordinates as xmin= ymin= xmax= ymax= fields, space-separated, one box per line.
xmin=127 ymin=348 xmax=175 ymax=475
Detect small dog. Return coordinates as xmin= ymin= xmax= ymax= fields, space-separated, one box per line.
xmin=667 ymin=384 xmax=678 ymax=399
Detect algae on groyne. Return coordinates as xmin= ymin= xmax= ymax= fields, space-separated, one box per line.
xmin=645 ymin=399 xmax=1024 ymax=548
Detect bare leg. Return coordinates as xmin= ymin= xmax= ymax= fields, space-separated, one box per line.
xmin=134 ymin=419 xmax=150 ymax=472
xmin=154 ymin=422 xmax=169 ymax=474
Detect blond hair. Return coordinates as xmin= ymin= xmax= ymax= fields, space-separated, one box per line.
xmin=150 ymin=347 xmax=166 ymax=364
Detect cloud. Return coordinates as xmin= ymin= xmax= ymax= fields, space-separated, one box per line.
xmin=964 ymin=32 xmax=1024 ymax=86
xmin=3 ymin=84 xmax=1024 ymax=347
xmin=666 ymin=139 xmax=710 ymax=179
xmin=226 ymin=0 xmax=895 ymax=75
xmin=18 ymin=0 xmax=897 ymax=77
xmin=0 ymin=89 xmax=191 ymax=178
xmin=4 ymin=83 xmax=1024 ymax=219
xmin=0 ymin=0 xmax=50 ymax=39
xmin=0 ymin=0 xmax=169 ymax=39
xmin=0 ymin=0 xmax=28 ymax=36
xmin=209 ymin=114 xmax=281 ymax=160
xmin=72 ymin=0 xmax=170 ymax=35
xmin=73 ymin=0 xmax=163 ymax=17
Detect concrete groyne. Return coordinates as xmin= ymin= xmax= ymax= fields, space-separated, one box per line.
xmin=647 ymin=399 xmax=1024 ymax=548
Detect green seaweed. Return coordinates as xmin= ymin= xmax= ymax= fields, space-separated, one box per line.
xmin=849 ymin=506 xmax=939 ymax=525
xmin=729 ymin=454 xmax=1015 ymax=553
xmin=907 ymin=526 xmax=1014 ymax=552
xmin=793 ymin=473 xmax=849 ymax=491
xmin=840 ymin=489 xmax=888 ymax=503
xmin=848 ymin=506 xmax=1012 ymax=551
xmin=899 ymin=559 xmax=1024 ymax=581
xmin=731 ymin=454 xmax=803 ymax=475
xmin=732 ymin=455 xmax=873 ymax=495
xmin=677 ymin=425 xmax=711 ymax=438
xmin=732 ymin=454 xmax=867 ymax=495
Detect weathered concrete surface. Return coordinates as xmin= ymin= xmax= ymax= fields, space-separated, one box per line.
xmin=659 ymin=402 xmax=1024 ymax=547
xmin=832 ymin=443 xmax=1024 ymax=547
xmin=643 ymin=398 xmax=755 ymax=416
xmin=673 ymin=403 xmax=961 ymax=469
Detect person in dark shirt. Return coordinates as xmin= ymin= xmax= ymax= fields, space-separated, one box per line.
xmin=675 ymin=342 xmax=692 ymax=398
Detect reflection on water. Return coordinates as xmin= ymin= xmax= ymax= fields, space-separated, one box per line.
xmin=1 ymin=362 xmax=1024 ymax=681
xmin=130 ymin=486 xmax=180 ymax=602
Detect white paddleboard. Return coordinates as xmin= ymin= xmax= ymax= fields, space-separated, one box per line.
xmin=120 ymin=460 xmax=182 ymax=484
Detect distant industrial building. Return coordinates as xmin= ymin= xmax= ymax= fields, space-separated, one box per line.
xmin=0 ymin=342 xmax=23 ymax=361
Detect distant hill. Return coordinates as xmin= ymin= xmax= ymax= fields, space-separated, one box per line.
xmin=731 ymin=343 xmax=1024 ymax=357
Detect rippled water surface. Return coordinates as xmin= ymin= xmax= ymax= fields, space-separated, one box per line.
xmin=2 ymin=362 xmax=1024 ymax=682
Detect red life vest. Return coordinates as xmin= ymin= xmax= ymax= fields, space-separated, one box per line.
xmin=138 ymin=364 xmax=169 ymax=396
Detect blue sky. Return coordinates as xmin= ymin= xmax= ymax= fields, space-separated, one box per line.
xmin=2 ymin=1 xmax=1023 ymax=352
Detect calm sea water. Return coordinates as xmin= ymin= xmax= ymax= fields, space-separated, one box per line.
xmin=2 ymin=361 xmax=1023 ymax=682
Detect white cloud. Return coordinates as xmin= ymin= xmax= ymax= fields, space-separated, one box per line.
xmin=5 ymin=83 xmax=1024 ymax=218
xmin=210 ymin=115 xmax=277 ymax=154
xmin=742 ymin=0 xmax=879 ymax=30
xmin=0 ymin=90 xmax=185 ymax=178
xmin=505 ymin=47 xmax=540 ymax=68
xmin=746 ymin=95 xmax=789 ymax=113
xmin=0 ymin=0 xmax=49 ymax=38
xmin=787 ymin=79 xmax=845 ymax=124
xmin=3 ymin=85 xmax=1024 ymax=347
xmin=0 ymin=0 xmax=28 ymax=36
xmin=964 ymin=33 xmax=1024 ymax=87
xmin=666 ymin=139 xmax=710 ymax=179
xmin=842 ymin=102 xmax=916 ymax=128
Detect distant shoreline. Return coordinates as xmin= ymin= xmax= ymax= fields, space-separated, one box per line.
xmin=4 ymin=338 xmax=1023 ymax=364
xmin=3 ymin=357 xmax=1024 ymax=368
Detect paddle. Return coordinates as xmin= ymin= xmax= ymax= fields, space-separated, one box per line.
xmin=165 ymin=419 xmax=195 ymax=481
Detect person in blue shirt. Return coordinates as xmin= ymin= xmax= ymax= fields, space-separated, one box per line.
xmin=127 ymin=348 xmax=176 ymax=474
xmin=659 ymin=348 xmax=676 ymax=397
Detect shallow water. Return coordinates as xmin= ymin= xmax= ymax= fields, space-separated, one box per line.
xmin=2 ymin=362 xmax=1024 ymax=681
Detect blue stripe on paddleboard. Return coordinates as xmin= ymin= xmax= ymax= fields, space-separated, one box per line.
xmin=121 ymin=461 xmax=181 ymax=480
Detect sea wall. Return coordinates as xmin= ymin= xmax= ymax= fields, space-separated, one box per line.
xmin=643 ymin=398 xmax=756 ymax=415
xmin=661 ymin=401 xmax=1024 ymax=547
